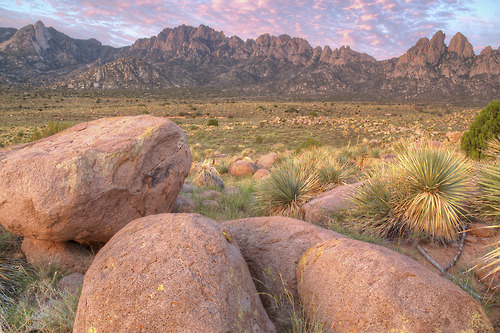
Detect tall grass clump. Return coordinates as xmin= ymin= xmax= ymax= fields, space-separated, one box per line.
xmin=352 ymin=146 xmax=472 ymax=241
xmin=1 ymin=263 xmax=78 ymax=332
xmin=255 ymin=159 xmax=320 ymax=217
xmin=191 ymin=160 xmax=224 ymax=189
xmin=0 ymin=257 xmax=22 ymax=305
xmin=478 ymin=138 xmax=500 ymax=220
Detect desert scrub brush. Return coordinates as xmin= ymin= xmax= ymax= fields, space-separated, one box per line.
xmin=192 ymin=160 xmax=224 ymax=189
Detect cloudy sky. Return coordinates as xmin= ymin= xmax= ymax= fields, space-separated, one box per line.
xmin=1 ymin=0 xmax=498 ymax=60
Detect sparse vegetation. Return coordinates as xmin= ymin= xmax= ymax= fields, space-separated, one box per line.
xmin=1 ymin=87 xmax=499 ymax=330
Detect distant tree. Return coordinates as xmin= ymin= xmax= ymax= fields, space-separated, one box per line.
xmin=461 ymin=99 xmax=500 ymax=160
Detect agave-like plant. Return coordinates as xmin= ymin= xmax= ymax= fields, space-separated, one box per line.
xmin=395 ymin=146 xmax=472 ymax=241
xmin=254 ymin=159 xmax=320 ymax=217
xmin=317 ymin=159 xmax=358 ymax=190
xmin=475 ymin=138 xmax=500 ymax=283
xmin=352 ymin=146 xmax=472 ymax=241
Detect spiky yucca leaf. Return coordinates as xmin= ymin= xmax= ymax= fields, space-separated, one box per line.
xmin=395 ymin=147 xmax=472 ymax=241
xmin=351 ymin=147 xmax=471 ymax=241
xmin=255 ymin=159 xmax=320 ymax=217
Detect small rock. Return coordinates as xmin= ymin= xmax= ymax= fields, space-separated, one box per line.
xmin=57 ymin=273 xmax=84 ymax=295
xmin=21 ymin=239 xmax=94 ymax=274
xmin=253 ymin=168 xmax=270 ymax=180
xmin=256 ymin=153 xmax=278 ymax=169
xmin=228 ymin=160 xmax=257 ymax=177
xmin=197 ymin=190 xmax=222 ymax=201
xmin=180 ymin=184 xmax=198 ymax=195
xmin=172 ymin=195 xmax=195 ymax=213
xmin=201 ymin=200 xmax=220 ymax=211
xmin=222 ymin=186 xmax=240 ymax=196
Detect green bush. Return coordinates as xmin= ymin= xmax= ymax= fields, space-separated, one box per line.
xmin=207 ymin=118 xmax=219 ymax=126
xmin=295 ymin=138 xmax=323 ymax=154
xmin=29 ymin=121 xmax=69 ymax=142
xmin=461 ymin=99 xmax=500 ymax=160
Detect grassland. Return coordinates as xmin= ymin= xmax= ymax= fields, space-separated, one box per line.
xmin=0 ymin=86 xmax=480 ymax=159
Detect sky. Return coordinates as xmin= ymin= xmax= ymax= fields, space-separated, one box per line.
xmin=0 ymin=0 xmax=498 ymax=60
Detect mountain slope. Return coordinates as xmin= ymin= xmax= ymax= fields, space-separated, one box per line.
xmin=0 ymin=21 xmax=498 ymax=103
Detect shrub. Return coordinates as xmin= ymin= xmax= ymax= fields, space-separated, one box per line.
xmin=29 ymin=121 xmax=68 ymax=142
xmin=317 ymin=159 xmax=357 ymax=190
xmin=192 ymin=160 xmax=224 ymax=189
xmin=352 ymin=146 xmax=472 ymax=241
xmin=255 ymin=135 xmax=263 ymax=144
xmin=461 ymin=99 xmax=500 ymax=160
xmin=207 ymin=118 xmax=219 ymax=126
xmin=254 ymin=159 xmax=320 ymax=217
xmin=295 ymin=138 xmax=323 ymax=154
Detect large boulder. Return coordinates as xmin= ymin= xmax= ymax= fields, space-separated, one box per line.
xmin=297 ymin=238 xmax=493 ymax=332
xmin=21 ymin=238 xmax=94 ymax=274
xmin=74 ymin=213 xmax=275 ymax=333
xmin=0 ymin=115 xmax=191 ymax=243
xmin=301 ymin=181 xmax=363 ymax=225
xmin=222 ymin=216 xmax=345 ymax=331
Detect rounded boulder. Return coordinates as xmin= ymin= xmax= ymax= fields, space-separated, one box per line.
xmin=297 ymin=238 xmax=493 ymax=332
xmin=222 ymin=216 xmax=345 ymax=331
xmin=0 ymin=115 xmax=191 ymax=243
xmin=74 ymin=213 xmax=275 ymax=333
xmin=228 ymin=160 xmax=257 ymax=177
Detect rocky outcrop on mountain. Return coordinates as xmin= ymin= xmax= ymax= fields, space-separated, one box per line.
xmin=68 ymin=57 xmax=169 ymax=89
xmin=0 ymin=21 xmax=117 ymax=83
xmin=0 ymin=27 xmax=16 ymax=43
xmin=0 ymin=21 xmax=499 ymax=103
xmin=449 ymin=32 xmax=475 ymax=58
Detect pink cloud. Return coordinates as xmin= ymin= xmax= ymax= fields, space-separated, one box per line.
xmin=1 ymin=0 xmax=497 ymax=60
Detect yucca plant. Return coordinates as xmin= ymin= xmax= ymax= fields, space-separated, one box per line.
xmin=475 ymin=138 xmax=500 ymax=284
xmin=317 ymin=159 xmax=357 ymax=190
xmin=352 ymin=146 xmax=472 ymax=241
xmin=254 ymin=159 xmax=320 ymax=217
xmin=395 ymin=146 xmax=472 ymax=241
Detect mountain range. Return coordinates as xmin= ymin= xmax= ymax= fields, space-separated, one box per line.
xmin=0 ymin=21 xmax=499 ymax=103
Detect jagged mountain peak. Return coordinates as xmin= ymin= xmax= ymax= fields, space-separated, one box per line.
xmin=1 ymin=22 xmax=498 ymax=103
xmin=448 ymin=32 xmax=475 ymax=58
